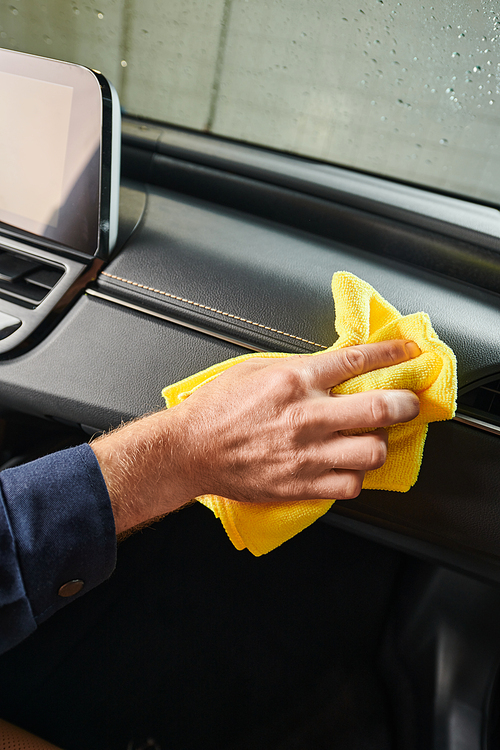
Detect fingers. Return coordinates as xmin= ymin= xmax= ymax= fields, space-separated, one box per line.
xmin=307 ymin=469 xmax=365 ymax=501
xmin=275 ymin=429 xmax=386 ymax=503
xmin=328 ymin=428 xmax=388 ymax=471
xmin=303 ymin=387 xmax=420 ymax=434
xmin=302 ymin=340 xmax=421 ymax=392
xmin=288 ymin=428 xmax=387 ymax=486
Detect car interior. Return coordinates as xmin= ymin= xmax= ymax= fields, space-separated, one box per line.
xmin=0 ymin=2 xmax=500 ymax=749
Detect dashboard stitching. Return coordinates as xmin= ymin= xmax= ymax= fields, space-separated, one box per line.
xmin=101 ymin=271 xmax=327 ymax=349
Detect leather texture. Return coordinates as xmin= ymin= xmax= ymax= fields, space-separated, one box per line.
xmin=0 ymin=719 xmax=62 ymax=749
xmin=0 ymin=183 xmax=498 ymax=573
xmin=97 ymin=187 xmax=500 ymax=387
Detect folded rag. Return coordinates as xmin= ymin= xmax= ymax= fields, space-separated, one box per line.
xmin=162 ymin=271 xmax=457 ymax=556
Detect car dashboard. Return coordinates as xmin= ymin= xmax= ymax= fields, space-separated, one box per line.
xmin=1 ymin=116 xmax=500 ymax=750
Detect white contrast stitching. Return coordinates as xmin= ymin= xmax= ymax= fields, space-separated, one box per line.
xmin=101 ymin=271 xmax=327 ymax=349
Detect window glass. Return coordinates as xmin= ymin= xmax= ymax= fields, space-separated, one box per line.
xmin=1 ymin=0 xmax=499 ymax=205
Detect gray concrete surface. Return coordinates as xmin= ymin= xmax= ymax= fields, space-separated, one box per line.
xmin=1 ymin=0 xmax=499 ymax=204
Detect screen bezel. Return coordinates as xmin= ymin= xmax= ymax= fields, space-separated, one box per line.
xmin=0 ymin=49 xmax=105 ymax=257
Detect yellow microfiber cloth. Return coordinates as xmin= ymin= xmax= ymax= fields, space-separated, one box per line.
xmin=162 ymin=271 xmax=457 ymax=556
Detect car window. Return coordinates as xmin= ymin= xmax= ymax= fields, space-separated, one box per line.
xmin=1 ymin=0 xmax=499 ymax=205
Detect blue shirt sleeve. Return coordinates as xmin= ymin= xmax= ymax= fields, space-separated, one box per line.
xmin=0 ymin=442 xmax=117 ymax=654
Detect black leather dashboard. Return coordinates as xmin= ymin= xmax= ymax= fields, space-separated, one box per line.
xmin=1 ymin=121 xmax=500 ymax=582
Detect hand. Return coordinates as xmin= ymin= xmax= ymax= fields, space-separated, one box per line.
xmin=91 ymin=340 xmax=420 ymax=535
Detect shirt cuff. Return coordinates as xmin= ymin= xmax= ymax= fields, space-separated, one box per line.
xmin=0 ymin=442 xmax=116 ymax=633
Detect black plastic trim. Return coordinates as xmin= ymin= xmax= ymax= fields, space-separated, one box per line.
xmin=122 ymin=118 xmax=500 ymax=252
xmin=122 ymin=121 xmax=500 ymax=298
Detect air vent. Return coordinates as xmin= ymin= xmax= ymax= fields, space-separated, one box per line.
xmin=458 ymin=376 xmax=500 ymax=428
xmin=0 ymin=249 xmax=64 ymax=309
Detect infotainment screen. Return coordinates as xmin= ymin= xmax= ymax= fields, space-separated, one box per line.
xmin=0 ymin=49 xmax=120 ymax=258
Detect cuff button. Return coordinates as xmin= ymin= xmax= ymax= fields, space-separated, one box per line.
xmin=58 ymin=579 xmax=84 ymax=597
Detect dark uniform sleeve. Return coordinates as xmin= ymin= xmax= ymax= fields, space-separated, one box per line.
xmin=0 ymin=442 xmax=116 ymax=655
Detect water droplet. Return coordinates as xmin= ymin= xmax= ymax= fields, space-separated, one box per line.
xmin=458 ymin=32 xmax=465 ymax=37
xmin=473 ymin=65 xmax=481 ymax=72
xmin=439 ymin=138 xmax=448 ymax=145
xmin=120 ymin=60 xmax=127 ymax=67
xmin=9 ymin=6 xmax=18 ymax=14
xmin=452 ymin=51 xmax=460 ymax=57
xmin=0 ymin=31 xmax=7 ymax=38
xmin=342 ymin=17 xmax=348 ymax=21
xmin=73 ymin=6 xmax=80 ymax=14
xmin=43 ymin=35 xmax=52 ymax=44
xmin=97 ymin=11 xmax=104 ymax=19
xmin=370 ymin=100 xmax=377 ymax=105
xmin=489 ymin=99 xmax=495 ymax=104
xmin=301 ymin=32 xmax=307 ymax=37
xmin=413 ymin=56 xmax=418 ymax=61
xmin=446 ymin=87 xmax=454 ymax=93
xmin=381 ymin=116 xmax=387 ymax=121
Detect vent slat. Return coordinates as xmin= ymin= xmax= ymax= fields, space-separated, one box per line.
xmin=458 ymin=375 xmax=500 ymax=429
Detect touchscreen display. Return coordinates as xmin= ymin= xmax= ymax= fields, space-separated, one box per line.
xmin=0 ymin=50 xmax=104 ymax=256
xmin=0 ymin=71 xmax=73 ymax=228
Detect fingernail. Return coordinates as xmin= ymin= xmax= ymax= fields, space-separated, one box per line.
xmin=405 ymin=341 xmax=421 ymax=359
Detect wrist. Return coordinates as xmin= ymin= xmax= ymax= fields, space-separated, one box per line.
xmin=90 ymin=408 xmax=198 ymax=536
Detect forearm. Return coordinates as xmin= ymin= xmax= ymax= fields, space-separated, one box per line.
xmin=90 ymin=341 xmax=421 ymax=538
xmin=90 ymin=408 xmax=197 ymax=536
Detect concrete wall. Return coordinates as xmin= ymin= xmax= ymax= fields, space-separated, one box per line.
xmin=1 ymin=0 xmax=499 ymax=203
